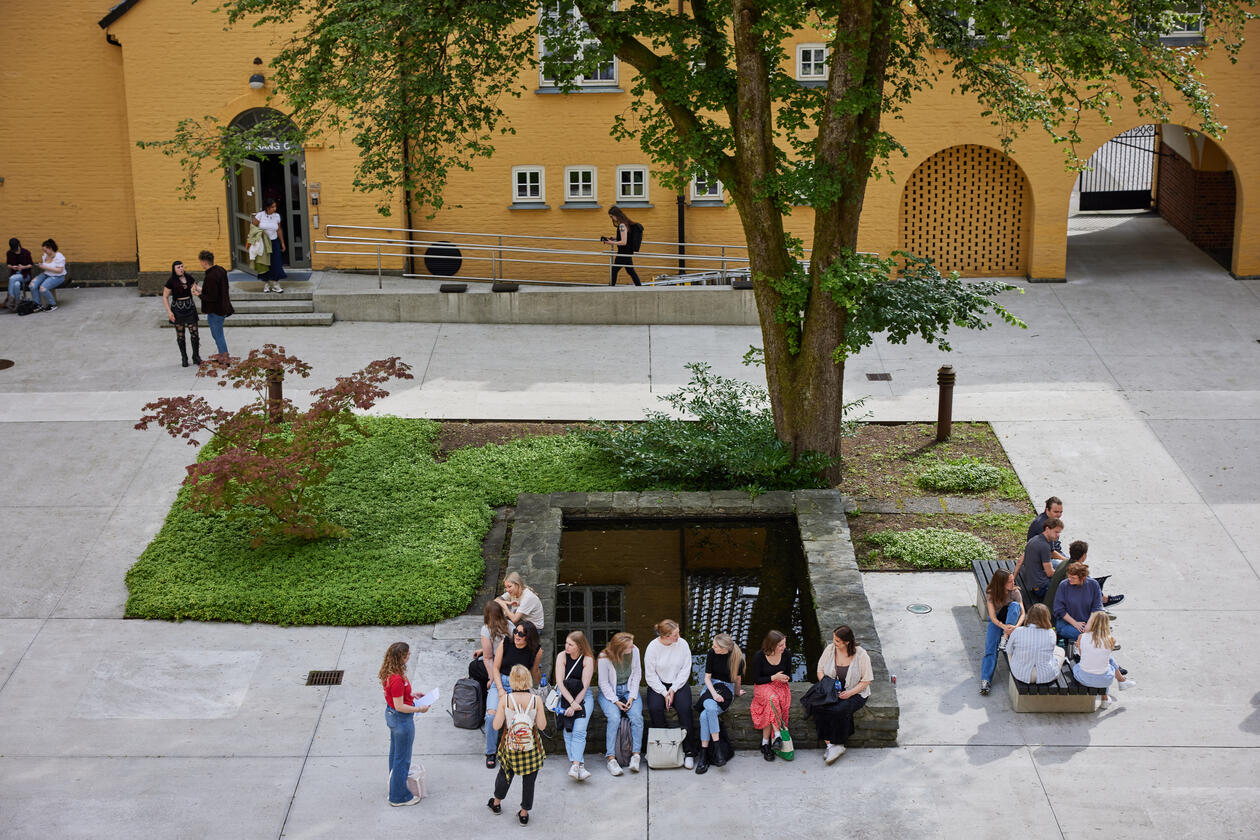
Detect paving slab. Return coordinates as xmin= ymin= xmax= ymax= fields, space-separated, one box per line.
xmin=0 ymin=619 xmax=41 ymax=689
xmin=0 ymin=508 xmax=111 ymax=618
xmin=1146 ymin=419 xmax=1260 ymax=504
xmin=0 ymin=757 xmax=297 ymax=840
xmin=49 ymin=503 xmax=171 ymax=619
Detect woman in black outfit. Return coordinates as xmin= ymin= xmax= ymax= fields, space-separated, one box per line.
xmin=602 ymin=206 xmax=641 ymax=286
xmin=487 ymin=619 xmax=543 ymax=769
xmin=162 ymin=260 xmax=202 ymax=367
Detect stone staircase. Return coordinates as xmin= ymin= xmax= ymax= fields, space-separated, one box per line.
xmin=160 ymin=288 xmax=332 ymax=327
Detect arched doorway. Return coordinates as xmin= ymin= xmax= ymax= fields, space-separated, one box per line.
xmin=899 ymin=145 xmax=1031 ymax=277
xmin=226 ymin=108 xmax=311 ymax=274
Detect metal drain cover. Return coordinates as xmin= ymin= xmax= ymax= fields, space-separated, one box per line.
xmin=866 ymin=372 xmax=892 ymax=381
xmin=306 ymin=669 xmax=344 ymax=686
xmin=906 ymin=603 xmax=932 ymax=614
xmin=0 ymin=359 xmax=13 ymax=370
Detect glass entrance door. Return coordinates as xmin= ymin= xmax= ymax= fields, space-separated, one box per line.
xmin=232 ymin=159 xmax=263 ymax=275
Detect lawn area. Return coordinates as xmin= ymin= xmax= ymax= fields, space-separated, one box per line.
xmin=125 ymin=417 xmax=627 ymax=626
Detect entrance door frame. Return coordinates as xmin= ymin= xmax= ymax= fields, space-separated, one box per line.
xmin=225 ymin=108 xmax=312 ymax=274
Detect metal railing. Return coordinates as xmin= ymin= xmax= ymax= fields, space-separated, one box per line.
xmin=314 ymin=224 xmax=810 ymax=289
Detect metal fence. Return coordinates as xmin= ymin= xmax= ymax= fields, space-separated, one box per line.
xmin=1078 ymin=125 xmax=1158 ymax=212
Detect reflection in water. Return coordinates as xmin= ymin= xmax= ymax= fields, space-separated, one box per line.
xmin=558 ymin=517 xmax=821 ymax=682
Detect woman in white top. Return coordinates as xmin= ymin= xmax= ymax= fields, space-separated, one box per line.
xmin=250 ymin=199 xmax=286 ymax=292
xmin=30 ymin=238 xmax=67 ymax=311
xmin=814 ymin=625 xmax=874 ymax=765
xmin=643 ymin=618 xmax=697 ymax=769
xmin=596 ymin=632 xmax=643 ymax=776
xmin=497 ymin=571 xmax=545 ymax=630
xmin=1073 ymin=611 xmax=1134 ymax=708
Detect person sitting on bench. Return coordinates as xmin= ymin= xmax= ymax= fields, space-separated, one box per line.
xmin=1073 ymin=612 xmax=1134 ymax=708
xmin=980 ymin=568 xmax=1026 ymax=696
xmin=1014 ymin=517 xmax=1063 ymax=602
xmin=1053 ymin=562 xmax=1103 ymax=643
xmin=1044 ymin=540 xmax=1124 ymax=612
xmin=1006 ymin=604 xmax=1064 ymax=685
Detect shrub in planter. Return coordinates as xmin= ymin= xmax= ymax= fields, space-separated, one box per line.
xmin=868 ymin=527 xmax=995 ymax=569
xmin=917 ymin=457 xmax=1006 ymax=494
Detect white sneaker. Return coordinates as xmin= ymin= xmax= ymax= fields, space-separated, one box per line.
xmin=1117 ymin=678 xmax=1135 ymax=691
xmin=1099 ymin=695 xmax=1113 ymax=709
xmin=390 ymin=796 xmax=421 ymax=807
xmin=997 ymin=635 xmax=1008 ymax=652
xmin=824 ymin=744 xmax=846 ymax=765
xmin=607 ymin=758 xmax=623 ymax=777
xmin=568 ymin=763 xmax=580 ymax=780
xmin=628 ymin=754 xmax=640 ymax=773
xmin=577 ymin=765 xmax=591 ymax=781
xmin=273 ymin=284 xmax=284 ymax=293
xmin=683 ymin=756 xmax=695 ymax=770
xmin=262 ymin=283 xmax=272 ymax=293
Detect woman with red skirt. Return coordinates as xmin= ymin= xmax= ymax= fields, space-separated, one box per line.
xmin=748 ymin=630 xmax=792 ymax=761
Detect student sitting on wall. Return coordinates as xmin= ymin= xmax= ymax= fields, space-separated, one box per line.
xmin=5 ymin=238 xmax=33 ymax=310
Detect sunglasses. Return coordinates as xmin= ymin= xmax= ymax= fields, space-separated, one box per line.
xmin=514 ymin=630 xmax=527 ymax=637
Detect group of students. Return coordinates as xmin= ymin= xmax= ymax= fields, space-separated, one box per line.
xmin=160 ymin=253 xmax=233 ymax=367
xmin=5 ymin=237 xmax=67 ymax=312
xmin=980 ymin=495 xmax=1134 ymax=707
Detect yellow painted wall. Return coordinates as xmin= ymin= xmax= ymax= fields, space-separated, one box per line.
xmin=0 ymin=0 xmax=137 ymax=267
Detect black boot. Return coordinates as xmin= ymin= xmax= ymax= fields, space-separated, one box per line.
xmin=177 ymin=334 xmax=189 ymax=367
xmin=710 ymin=739 xmax=728 ymax=767
xmin=694 ymin=744 xmax=710 ymax=775
xmin=761 ymin=742 xmax=775 ymax=761
xmin=190 ymin=332 xmax=202 ymax=366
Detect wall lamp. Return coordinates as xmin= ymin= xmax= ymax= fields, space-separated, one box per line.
xmin=249 ymin=57 xmax=265 ymax=90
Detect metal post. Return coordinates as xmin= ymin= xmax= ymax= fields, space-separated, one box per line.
xmin=936 ymin=365 xmax=955 ymax=442
xmin=719 ymin=246 xmax=727 ymax=285
xmin=377 ymin=244 xmax=382 ymax=290
xmin=495 ymin=235 xmax=502 ymax=281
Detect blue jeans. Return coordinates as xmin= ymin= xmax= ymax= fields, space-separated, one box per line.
xmin=560 ymin=690 xmax=595 ymax=762
xmin=31 ymin=272 xmax=64 ymax=306
xmin=206 ymin=313 xmax=228 ymax=355
xmin=1056 ymin=619 xmax=1082 ymax=643
xmin=484 ymin=675 xmax=512 ymax=755
xmin=385 ymin=706 xmax=415 ymax=804
xmin=1073 ymin=658 xmax=1118 ymax=689
xmin=981 ymin=602 xmax=1024 ymax=683
xmin=7 ymin=272 xmax=25 ymax=300
xmin=597 ymin=684 xmax=643 ymax=757
xmin=699 ymin=680 xmax=732 ymax=741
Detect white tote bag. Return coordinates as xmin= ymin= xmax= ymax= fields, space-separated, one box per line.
xmin=645 ymin=727 xmax=685 ymax=769
xmin=406 ymin=761 xmax=427 ymax=799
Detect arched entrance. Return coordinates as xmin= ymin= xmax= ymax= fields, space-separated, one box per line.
xmin=226 ymin=108 xmax=311 ymax=274
xmin=898 ymin=145 xmax=1031 ymax=277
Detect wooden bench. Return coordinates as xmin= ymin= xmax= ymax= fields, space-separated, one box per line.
xmin=972 ymin=557 xmax=1016 ymax=621
xmin=1003 ymin=652 xmax=1107 ymax=712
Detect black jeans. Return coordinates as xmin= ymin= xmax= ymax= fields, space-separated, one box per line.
xmin=494 ymin=767 xmax=537 ymax=811
xmin=813 ymin=694 xmax=867 ymax=746
xmin=645 ymin=686 xmax=698 ymax=756
xmin=610 ymin=254 xmax=641 ymax=286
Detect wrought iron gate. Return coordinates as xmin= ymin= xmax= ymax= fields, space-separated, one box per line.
xmin=1078 ymin=125 xmax=1158 ymax=211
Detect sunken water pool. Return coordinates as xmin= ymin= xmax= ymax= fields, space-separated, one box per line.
xmin=558 ymin=517 xmax=822 ymax=681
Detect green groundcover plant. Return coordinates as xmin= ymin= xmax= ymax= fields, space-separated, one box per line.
xmin=917 ymin=457 xmax=1005 ymax=494
xmin=867 ymin=527 xmax=995 ymax=570
xmin=125 ymin=417 xmax=625 ymax=625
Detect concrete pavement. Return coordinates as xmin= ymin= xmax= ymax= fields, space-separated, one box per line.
xmin=1 ymin=212 xmax=1258 ymax=838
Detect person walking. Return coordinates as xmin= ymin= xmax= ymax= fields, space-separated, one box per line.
xmin=197 ymin=250 xmax=232 ymax=357
xmin=163 ymin=260 xmax=202 ymax=367
xmin=5 ymin=237 xmax=33 ymax=310
xmin=643 ymin=618 xmax=697 ymax=769
xmin=30 ymin=239 xmax=67 ymax=312
xmin=488 ymin=664 xmax=547 ymax=825
xmin=251 ymin=199 xmax=286 ymax=292
xmin=379 ymin=641 xmax=430 ymax=807
xmin=813 ymin=625 xmax=873 ymax=765
xmin=749 ymin=629 xmax=792 ymax=761
xmin=694 ymin=632 xmax=743 ymax=774
xmin=980 ymin=568 xmax=1025 ymax=696
xmin=596 ymin=632 xmax=644 ymax=776
xmin=602 ymin=206 xmax=642 ymax=286
xmin=553 ymin=630 xmax=596 ymax=781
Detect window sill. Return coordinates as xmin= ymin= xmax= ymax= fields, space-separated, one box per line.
xmin=796 ymin=79 xmax=826 ymax=88
xmin=561 ymin=201 xmax=602 ymax=209
xmin=613 ymin=200 xmax=653 ymax=208
xmin=688 ymin=199 xmax=726 ymax=207
xmin=1160 ymin=33 xmax=1205 ymax=46
xmin=508 ymin=202 xmax=550 ymax=210
xmin=535 ymin=86 xmax=624 ymax=95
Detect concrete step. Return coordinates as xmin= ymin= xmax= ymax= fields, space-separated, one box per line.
xmin=160 ymin=312 xmax=333 ymax=328
xmin=231 ymin=289 xmax=314 ymax=301
xmin=230 ymin=300 xmax=315 ymax=314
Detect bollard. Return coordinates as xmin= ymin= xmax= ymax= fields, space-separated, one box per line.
xmin=936 ymin=365 xmax=955 ymax=442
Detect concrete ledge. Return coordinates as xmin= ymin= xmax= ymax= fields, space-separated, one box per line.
xmin=314 ymin=285 xmax=760 ymax=326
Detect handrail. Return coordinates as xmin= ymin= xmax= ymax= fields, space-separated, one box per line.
xmin=323 ymin=223 xmax=778 ymax=255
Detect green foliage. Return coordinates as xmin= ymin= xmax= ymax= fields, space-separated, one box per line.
xmin=579 ymin=362 xmax=847 ymax=492
xmin=917 ymin=457 xmax=1005 ymax=493
xmin=125 ymin=418 xmax=629 ymax=626
xmin=867 ymin=527 xmax=996 ymax=570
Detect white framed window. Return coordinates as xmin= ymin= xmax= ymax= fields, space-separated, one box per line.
xmin=1164 ymin=2 xmax=1204 ymax=36
xmin=616 ymin=165 xmax=649 ymax=202
xmin=565 ymin=166 xmax=597 ymax=201
xmin=796 ymin=44 xmax=827 ymax=81
xmin=512 ymin=166 xmax=545 ymax=203
xmin=691 ymin=172 xmax=722 ymax=201
xmin=539 ymin=2 xmax=618 ymax=87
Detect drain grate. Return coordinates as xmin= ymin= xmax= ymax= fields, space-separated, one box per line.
xmin=0 ymin=359 xmax=13 ymax=371
xmin=306 ymin=669 xmax=344 ymax=686
xmin=866 ymin=372 xmax=892 ymax=381
xmin=906 ymin=603 xmax=933 ymax=614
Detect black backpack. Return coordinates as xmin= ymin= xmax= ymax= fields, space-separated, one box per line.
xmin=16 ymin=299 xmax=39 ymax=316
xmin=450 ymin=677 xmax=485 ymax=730
xmin=627 ymin=222 xmax=644 ymax=253
xmin=614 ymin=710 xmax=635 ymax=766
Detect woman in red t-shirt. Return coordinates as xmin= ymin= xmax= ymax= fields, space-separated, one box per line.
xmin=380 ymin=642 xmax=430 ymax=806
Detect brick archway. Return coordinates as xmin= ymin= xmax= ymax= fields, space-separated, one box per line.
xmin=899 ymin=145 xmax=1031 ymax=277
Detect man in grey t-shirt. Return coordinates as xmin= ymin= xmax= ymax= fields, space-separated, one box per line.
xmin=1014 ymin=518 xmax=1063 ymax=601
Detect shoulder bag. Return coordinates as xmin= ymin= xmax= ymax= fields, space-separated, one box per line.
xmin=545 ymin=656 xmax=583 ymax=712
xmin=646 ymin=727 xmax=685 ymax=769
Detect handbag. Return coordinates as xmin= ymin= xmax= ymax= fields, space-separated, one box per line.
xmin=406 ymin=761 xmax=427 ymax=799
xmin=770 ymin=699 xmax=794 ymax=761
xmin=645 ymin=727 xmax=685 ymax=769
xmin=545 ymin=656 xmax=583 ymax=712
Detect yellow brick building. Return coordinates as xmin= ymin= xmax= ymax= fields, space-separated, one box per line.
xmin=2 ymin=1 xmax=1255 ymax=290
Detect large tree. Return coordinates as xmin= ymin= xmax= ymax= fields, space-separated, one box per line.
xmin=155 ymin=0 xmax=1254 ymax=466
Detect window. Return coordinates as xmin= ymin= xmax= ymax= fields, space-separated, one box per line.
xmin=554 ymin=585 xmax=625 ymax=651
xmin=691 ymin=172 xmax=723 ymax=201
xmin=796 ymin=44 xmax=827 ymax=81
xmin=1164 ymin=2 xmax=1204 ymax=36
xmin=565 ymin=166 xmax=597 ymax=202
xmin=539 ymin=2 xmax=618 ymax=87
xmin=616 ymin=165 xmax=649 ymax=202
xmin=512 ymin=166 xmax=545 ymax=203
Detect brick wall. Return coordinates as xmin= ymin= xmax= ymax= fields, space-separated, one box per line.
xmin=1156 ymin=142 xmax=1237 ymax=269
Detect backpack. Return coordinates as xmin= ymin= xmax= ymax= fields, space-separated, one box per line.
xmin=627 ymin=222 xmax=644 ymax=253
xmin=503 ymin=693 xmax=537 ymax=752
xmin=450 ymin=677 xmax=485 ymax=730
xmin=614 ymin=709 xmax=635 ymax=767
xmin=16 ymin=299 xmax=39 ymax=316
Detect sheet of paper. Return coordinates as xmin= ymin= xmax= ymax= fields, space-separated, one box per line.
xmin=417 ymin=688 xmax=439 ymax=707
